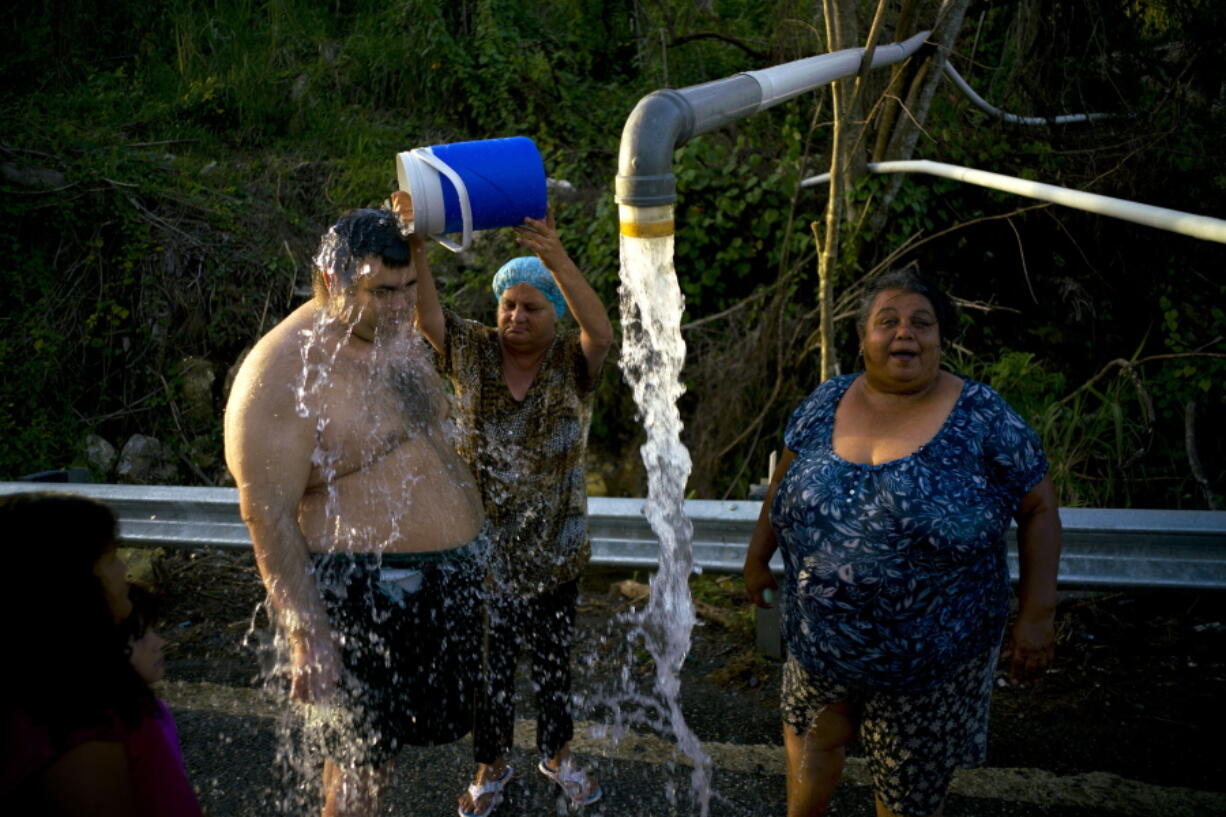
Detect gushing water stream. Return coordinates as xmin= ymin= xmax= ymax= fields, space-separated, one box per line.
xmin=615 ymin=225 xmax=713 ymax=815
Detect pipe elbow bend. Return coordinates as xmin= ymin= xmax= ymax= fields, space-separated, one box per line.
xmin=616 ymin=91 xmax=692 ymax=206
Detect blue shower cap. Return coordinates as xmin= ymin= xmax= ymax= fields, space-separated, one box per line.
xmin=491 ymin=256 xmax=567 ymax=320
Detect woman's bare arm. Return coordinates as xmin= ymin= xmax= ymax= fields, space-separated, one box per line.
xmin=1009 ymin=475 xmax=1063 ymax=684
xmin=743 ymin=449 xmax=795 ymax=608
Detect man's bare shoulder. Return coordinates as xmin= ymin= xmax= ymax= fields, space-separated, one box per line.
xmin=229 ymin=301 xmax=319 ymax=414
xmin=250 ymin=300 xmax=320 ymax=367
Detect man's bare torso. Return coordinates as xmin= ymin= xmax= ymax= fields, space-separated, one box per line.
xmin=263 ymin=303 xmax=483 ymax=553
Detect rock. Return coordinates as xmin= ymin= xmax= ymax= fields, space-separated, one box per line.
xmin=178 ymin=356 xmax=216 ymax=427
xmin=611 ymin=578 xmax=650 ymax=603
xmin=116 ymin=434 xmax=178 ymax=484
xmin=84 ymin=434 xmax=117 ymax=475
xmin=120 ymin=546 xmax=168 ymax=591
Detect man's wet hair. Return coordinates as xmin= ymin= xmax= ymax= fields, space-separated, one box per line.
xmin=313 ymin=208 xmax=412 ymax=299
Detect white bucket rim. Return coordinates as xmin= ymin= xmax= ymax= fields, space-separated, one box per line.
xmin=395 ymin=150 xmax=446 ymax=237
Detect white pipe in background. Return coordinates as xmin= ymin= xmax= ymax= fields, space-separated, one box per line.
xmin=942 ymin=62 xmax=1118 ymax=125
xmin=801 ymin=159 xmax=1226 ymax=244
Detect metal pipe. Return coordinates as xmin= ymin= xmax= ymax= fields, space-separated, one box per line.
xmin=801 ymin=159 xmax=1226 ymax=244
xmin=742 ymin=31 xmax=931 ymax=114
xmin=942 ymin=61 xmax=1118 ymax=125
xmin=615 ymin=31 xmax=931 ymax=213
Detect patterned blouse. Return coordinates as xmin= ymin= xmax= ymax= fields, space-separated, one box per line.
xmin=437 ymin=309 xmax=598 ymax=597
xmin=771 ymin=373 xmax=1047 ymax=692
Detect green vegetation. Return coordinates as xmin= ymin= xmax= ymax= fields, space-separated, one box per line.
xmin=1 ymin=1 xmax=1222 ymax=508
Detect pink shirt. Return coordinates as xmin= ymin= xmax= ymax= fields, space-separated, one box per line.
xmin=2 ymin=698 xmax=202 ymax=816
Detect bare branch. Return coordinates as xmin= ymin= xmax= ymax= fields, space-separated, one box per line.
xmin=666 ymin=32 xmax=769 ymax=61
xmin=1057 ymin=353 xmax=1226 ymax=407
xmin=1005 ymin=216 xmax=1037 ymax=303
xmin=950 ymin=296 xmax=1021 ymax=315
xmin=1185 ymin=401 xmax=1220 ymax=510
xmin=715 ymin=375 xmax=785 ymax=460
xmin=869 ymin=202 xmax=1052 ymax=278
xmin=124 ymin=139 xmax=200 ymax=148
xmin=125 ymin=195 xmax=202 ymax=246
xmin=681 ymin=284 xmax=773 ymax=331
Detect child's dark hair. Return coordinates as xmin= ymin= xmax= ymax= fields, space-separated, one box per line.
xmin=121 ymin=584 xmax=161 ymax=646
xmin=0 ymin=492 xmax=148 ymax=736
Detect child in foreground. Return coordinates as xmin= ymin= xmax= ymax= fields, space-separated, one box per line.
xmin=121 ymin=586 xmax=203 ymax=817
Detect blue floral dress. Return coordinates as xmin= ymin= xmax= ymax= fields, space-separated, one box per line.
xmin=771 ymin=372 xmax=1047 ymax=692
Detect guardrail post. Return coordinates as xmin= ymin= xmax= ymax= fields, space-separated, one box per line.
xmin=755 ymin=605 xmax=784 ymax=660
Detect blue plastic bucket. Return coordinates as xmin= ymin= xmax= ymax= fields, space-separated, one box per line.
xmin=396 ymin=136 xmax=547 ymax=252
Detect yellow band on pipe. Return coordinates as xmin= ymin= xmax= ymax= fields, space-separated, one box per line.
xmin=620 ymin=220 xmax=675 ymax=238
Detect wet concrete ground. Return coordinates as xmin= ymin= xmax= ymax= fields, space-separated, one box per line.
xmin=149 ymin=550 xmax=1226 ymax=816
xmin=167 ymin=681 xmax=1224 ymax=817
xmin=163 ymin=667 xmax=1226 ymax=814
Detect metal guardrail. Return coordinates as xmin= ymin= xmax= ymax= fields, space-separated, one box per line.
xmin=3 ymin=483 xmax=1225 ymax=590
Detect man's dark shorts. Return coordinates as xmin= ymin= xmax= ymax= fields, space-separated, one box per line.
xmin=310 ymin=528 xmax=488 ymax=766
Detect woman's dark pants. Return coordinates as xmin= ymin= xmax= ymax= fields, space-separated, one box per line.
xmin=473 ymin=578 xmax=578 ymax=763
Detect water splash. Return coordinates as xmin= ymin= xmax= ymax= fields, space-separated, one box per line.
xmin=242 ymin=217 xmax=716 ymax=813
xmin=614 ymin=229 xmax=713 ymax=815
xmin=248 ymin=302 xmax=463 ymax=814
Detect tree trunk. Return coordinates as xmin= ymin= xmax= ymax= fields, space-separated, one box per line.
xmin=815 ymin=0 xmax=890 ymax=381
xmin=869 ymin=0 xmax=971 ymax=234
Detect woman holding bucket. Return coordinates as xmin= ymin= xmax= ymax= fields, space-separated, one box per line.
xmin=389 ymin=191 xmax=611 ymax=816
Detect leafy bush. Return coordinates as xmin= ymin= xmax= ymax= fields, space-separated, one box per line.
xmin=0 ymin=1 xmax=1222 ymax=508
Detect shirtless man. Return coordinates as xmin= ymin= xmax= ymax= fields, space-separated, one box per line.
xmin=224 ymin=208 xmax=487 ymax=817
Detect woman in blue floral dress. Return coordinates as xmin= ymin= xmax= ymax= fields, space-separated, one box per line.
xmin=743 ymin=270 xmax=1062 ymax=817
